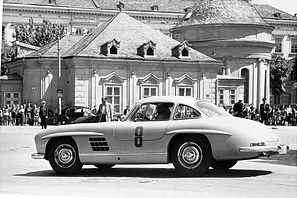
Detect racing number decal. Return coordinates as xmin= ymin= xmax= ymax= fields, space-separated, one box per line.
xmin=134 ymin=126 xmax=143 ymax=147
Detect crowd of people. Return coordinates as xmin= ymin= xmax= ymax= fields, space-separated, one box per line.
xmin=0 ymin=101 xmax=49 ymax=127
xmin=230 ymin=98 xmax=297 ymax=126
xmin=1 ymin=97 xmax=296 ymax=127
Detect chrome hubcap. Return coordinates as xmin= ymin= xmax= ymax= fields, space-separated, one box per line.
xmin=54 ymin=144 xmax=76 ymax=168
xmin=178 ymin=142 xmax=202 ymax=169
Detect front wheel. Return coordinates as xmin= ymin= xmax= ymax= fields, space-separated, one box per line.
xmin=171 ymin=137 xmax=212 ymax=176
xmin=48 ymin=139 xmax=82 ymax=175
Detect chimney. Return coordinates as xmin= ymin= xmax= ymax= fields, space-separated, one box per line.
xmin=117 ymin=1 xmax=125 ymax=12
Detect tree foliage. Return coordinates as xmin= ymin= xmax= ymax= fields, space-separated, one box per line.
xmin=14 ymin=17 xmax=66 ymax=47
xmin=1 ymin=41 xmax=15 ymax=75
xmin=1 ymin=18 xmax=66 ymax=75
xmin=270 ymin=54 xmax=293 ymax=97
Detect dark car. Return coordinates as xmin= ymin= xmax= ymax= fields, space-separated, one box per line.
xmin=56 ymin=106 xmax=90 ymax=125
xmin=47 ymin=109 xmax=57 ymax=125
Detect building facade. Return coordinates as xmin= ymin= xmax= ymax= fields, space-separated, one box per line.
xmin=2 ymin=12 xmax=221 ymax=113
xmin=2 ymin=0 xmax=297 ymax=109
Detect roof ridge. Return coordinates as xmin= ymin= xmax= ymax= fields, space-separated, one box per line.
xmin=66 ymin=13 xmax=120 ymax=56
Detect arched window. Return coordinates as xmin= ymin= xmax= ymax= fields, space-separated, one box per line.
xmin=241 ymin=68 xmax=249 ymax=103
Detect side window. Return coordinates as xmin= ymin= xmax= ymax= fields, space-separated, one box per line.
xmin=131 ymin=103 xmax=173 ymax=121
xmin=174 ymin=104 xmax=201 ymax=119
xmin=132 ymin=103 xmax=156 ymax=121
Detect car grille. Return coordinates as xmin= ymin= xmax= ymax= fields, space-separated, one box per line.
xmin=89 ymin=137 xmax=109 ymax=151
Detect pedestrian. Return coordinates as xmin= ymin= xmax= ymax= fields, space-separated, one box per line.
xmin=0 ymin=108 xmax=3 ymax=125
xmin=18 ymin=105 xmax=25 ymax=126
xmin=39 ymin=101 xmax=48 ymax=129
xmin=260 ymin=98 xmax=270 ymax=125
xmin=233 ymin=98 xmax=243 ymax=118
xmin=25 ymin=102 xmax=32 ymax=125
xmin=97 ymin=96 xmax=113 ymax=122
xmin=33 ymin=104 xmax=39 ymax=126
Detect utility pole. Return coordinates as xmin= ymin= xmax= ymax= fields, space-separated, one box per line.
xmin=57 ymin=37 xmax=63 ymax=115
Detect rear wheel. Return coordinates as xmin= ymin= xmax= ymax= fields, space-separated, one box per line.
xmin=48 ymin=139 xmax=82 ymax=175
xmin=211 ymin=160 xmax=238 ymax=170
xmin=171 ymin=136 xmax=212 ymax=176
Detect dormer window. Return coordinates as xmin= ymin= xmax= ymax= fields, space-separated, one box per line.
xmin=172 ymin=41 xmax=191 ymax=59
xmin=151 ymin=5 xmax=159 ymax=11
xmin=49 ymin=0 xmax=56 ymax=4
xmin=181 ymin=48 xmax=189 ymax=57
xmin=110 ymin=45 xmax=118 ymax=54
xmin=273 ymin=12 xmax=281 ymax=18
xmin=147 ymin=47 xmax=154 ymax=56
xmin=138 ymin=40 xmax=156 ymax=57
xmin=101 ymin=39 xmax=120 ymax=56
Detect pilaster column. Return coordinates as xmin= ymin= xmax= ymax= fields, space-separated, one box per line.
xmin=257 ymin=59 xmax=265 ymax=107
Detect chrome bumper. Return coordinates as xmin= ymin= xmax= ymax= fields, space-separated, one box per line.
xmin=31 ymin=153 xmax=45 ymax=159
xmin=239 ymin=144 xmax=289 ymax=155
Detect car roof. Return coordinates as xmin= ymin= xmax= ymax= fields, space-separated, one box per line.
xmin=138 ymin=96 xmax=200 ymax=104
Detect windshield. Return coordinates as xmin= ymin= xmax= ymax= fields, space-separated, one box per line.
xmin=196 ymin=101 xmax=231 ymax=117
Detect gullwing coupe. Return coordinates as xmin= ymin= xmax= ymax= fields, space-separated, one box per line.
xmin=32 ymin=96 xmax=288 ymax=176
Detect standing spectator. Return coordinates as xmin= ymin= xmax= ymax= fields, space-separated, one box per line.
xmin=280 ymin=106 xmax=287 ymax=125
xmin=32 ymin=104 xmax=39 ymax=126
xmin=4 ymin=104 xmax=12 ymax=126
xmin=39 ymin=101 xmax=48 ymax=129
xmin=10 ymin=104 xmax=16 ymax=126
xmin=260 ymin=98 xmax=270 ymax=125
xmin=233 ymin=98 xmax=243 ymax=118
xmin=286 ymin=105 xmax=293 ymax=125
xmin=292 ymin=105 xmax=296 ymax=126
xmin=25 ymin=103 xmax=33 ymax=125
xmin=18 ymin=105 xmax=25 ymax=126
xmin=249 ymin=104 xmax=256 ymax=120
xmin=97 ymin=96 xmax=113 ymax=122
xmin=0 ymin=108 xmax=3 ymax=125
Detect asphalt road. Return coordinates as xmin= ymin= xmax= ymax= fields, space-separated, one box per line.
xmin=0 ymin=125 xmax=296 ymax=198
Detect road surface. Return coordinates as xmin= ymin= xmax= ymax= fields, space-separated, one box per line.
xmin=0 ymin=125 xmax=296 ymax=198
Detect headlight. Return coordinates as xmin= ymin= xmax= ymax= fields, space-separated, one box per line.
xmin=250 ymin=142 xmax=266 ymax=146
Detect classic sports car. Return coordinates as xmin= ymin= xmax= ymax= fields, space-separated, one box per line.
xmin=32 ymin=96 xmax=289 ymax=176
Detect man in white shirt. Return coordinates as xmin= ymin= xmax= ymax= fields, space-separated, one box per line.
xmin=97 ymin=96 xmax=113 ymax=122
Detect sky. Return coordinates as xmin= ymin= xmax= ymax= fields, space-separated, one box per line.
xmin=252 ymin=0 xmax=297 ymax=15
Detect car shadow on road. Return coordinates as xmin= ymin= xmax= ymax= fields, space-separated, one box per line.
xmin=14 ymin=167 xmax=272 ymax=178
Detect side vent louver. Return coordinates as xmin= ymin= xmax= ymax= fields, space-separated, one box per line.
xmin=89 ymin=137 xmax=109 ymax=151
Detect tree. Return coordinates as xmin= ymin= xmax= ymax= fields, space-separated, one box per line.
xmin=1 ymin=40 xmax=15 ymax=75
xmin=14 ymin=17 xmax=66 ymax=47
xmin=270 ymin=54 xmax=293 ymax=97
xmin=1 ymin=18 xmax=66 ymax=76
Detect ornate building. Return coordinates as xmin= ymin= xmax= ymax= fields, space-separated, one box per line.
xmin=2 ymin=12 xmax=221 ymax=113
xmin=1 ymin=0 xmax=297 ymax=109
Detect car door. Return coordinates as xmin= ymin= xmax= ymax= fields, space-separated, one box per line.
xmin=114 ymin=102 xmax=173 ymax=142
